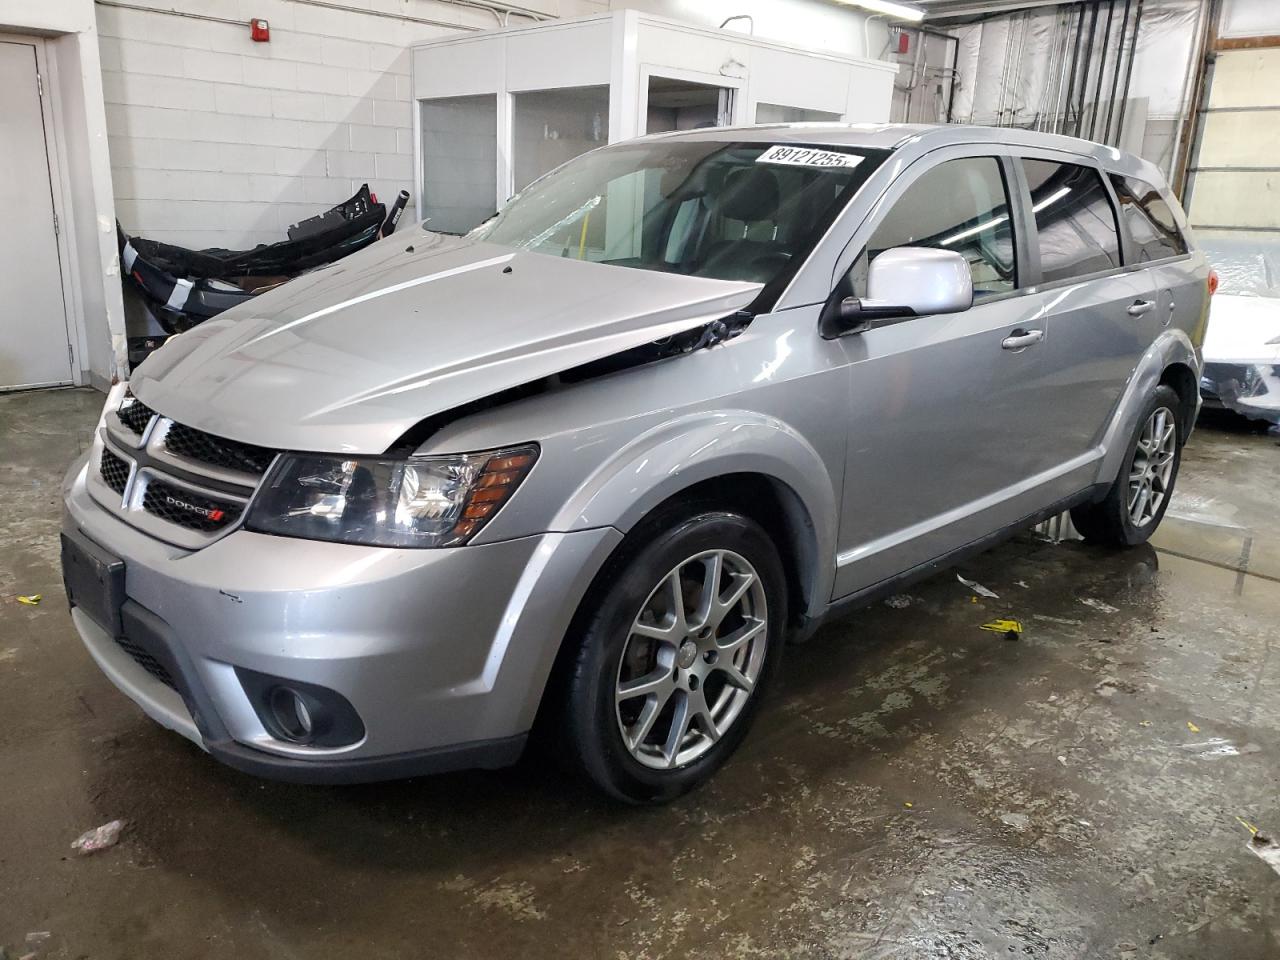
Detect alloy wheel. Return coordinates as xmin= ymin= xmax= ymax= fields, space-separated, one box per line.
xmin=1128 ymin=406 xmax=1177 ymax=527
xmin=614 ymin=549 xmax=768 ymax=770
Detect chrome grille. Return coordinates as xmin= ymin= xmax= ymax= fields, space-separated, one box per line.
xmin=118 ymin=395 xmax=156 ymax=435
xmin=164 ymin=421 xmax=275 ymax=476
xmin=141 ymin=478 xmax=243 ymax=533
xmin=90 ymin=395 xmax=272 ymax=549
xmin=99 ymin=448 xmax=130 ymax=495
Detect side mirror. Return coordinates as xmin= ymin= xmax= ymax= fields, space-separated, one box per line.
xmin=825 ymin=247 xmax=974 ymax=336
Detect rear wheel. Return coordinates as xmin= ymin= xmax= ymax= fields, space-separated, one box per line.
xmin=1072 ymin=385 xmax=1183 ymax=547
xmin=560 ymin=509 xmax=786 ymax=803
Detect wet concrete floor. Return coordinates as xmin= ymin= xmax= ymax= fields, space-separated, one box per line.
xmin=2 ymin=387 xmax=1279 ymax=959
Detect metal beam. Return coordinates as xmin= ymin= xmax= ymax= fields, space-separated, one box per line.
xmin=919 ymin=0 xmax=1078 ymax=22
xmin=1215 ymin=34 xmax=1280 ymax=51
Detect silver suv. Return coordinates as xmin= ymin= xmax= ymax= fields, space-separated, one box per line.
xmin=62 ymin=125 xmax=1208 ymax=802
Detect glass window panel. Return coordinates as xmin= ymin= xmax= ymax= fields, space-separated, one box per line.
xmin=420 ymin=95 xmax=497 ymax=235
xmin=848 ymin=156 xmax=1017 ymax=299
xmin=477 ymin=140 xmax=886 ymax=287
xmin=1022 ymin=158 xmax=1121 ymax=283
xmin=512 ymin=86 xmax=610 ymax=192
xmin=1109 ymin=174 xmax=1188 ymax=262
xmin=754 ymin=103 xmax=843 ymax=124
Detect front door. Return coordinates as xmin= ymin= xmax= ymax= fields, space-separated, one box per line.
xmin=831 ymin=152 xmax=1058 ymax=598
xmin=0 ymin=39 xmax=72 ymax=390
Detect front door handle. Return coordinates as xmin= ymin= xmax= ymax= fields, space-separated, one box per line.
xmin=1128 ymin=299 xmax=1155 ymax=317
xmin=1001 ymin=328 xmax=1044 ymax=350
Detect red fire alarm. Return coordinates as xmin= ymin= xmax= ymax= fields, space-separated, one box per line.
xmin=250 ymin=18 xmax=270 ymax=42
xmin=897 ymin=30 xmax=910 ymax=54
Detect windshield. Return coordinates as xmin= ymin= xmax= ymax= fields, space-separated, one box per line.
xmin=472 ymin=140 xmax=888 ymax=296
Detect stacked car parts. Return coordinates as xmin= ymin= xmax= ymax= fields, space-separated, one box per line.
xmin=119 ymin=185 xmax=409 ymax=366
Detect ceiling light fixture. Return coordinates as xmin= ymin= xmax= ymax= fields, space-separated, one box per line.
xmin=830 ymin=0 xmax=926 ymax=22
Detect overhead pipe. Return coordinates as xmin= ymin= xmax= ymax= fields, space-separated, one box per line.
xmin=285 ymin=0 xmax=552 ymax=29
xmin=1061 ymin=1 xmax=1088 ymax=136
xmin=993 ymin=18 xmax=1011 ymax=125
xmin=945 ymin=26 xmax=961 ymax=121
xmin=1075 ymin=0 xmax=1102 ymax=138
xmin=1052 ymin=5 xmax=1074 ymax=131
xmin=1087 ymin=0 xmax=1115 ymax=141
xmin=1075 ymin=0 xmax=1105 ymax=136
xmin=1102 ymin=0 xmax=1133 ymax=145
xmin=1010 ymin=11 xmax=1031 ymax=127
xmin=1044 ymin=6 xmax=1072 ymax=132
xmin=1113 ymin=0 xmax=1144 ymax=151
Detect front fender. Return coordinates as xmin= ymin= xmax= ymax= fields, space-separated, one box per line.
xmin=552 ymin=410 xmax=839 ymax=618
xmin=1095 ymin=328 xmax=1200 ymax=487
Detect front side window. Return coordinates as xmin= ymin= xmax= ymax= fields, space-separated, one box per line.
xmin=847 ymin=156 xmax=1017 ymax=300
xmin=474 ymin=141 xmax=888 ymax=294
xmin=1022 ymin=158 xmax=1121 ymax=283
xmin=1109 ymin=174 xmax=1188 ymax=262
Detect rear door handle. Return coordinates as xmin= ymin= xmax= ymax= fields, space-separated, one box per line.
xmin=1001 ymin=329 xmax=1044 ymax=350
xmin=1128 ymin=299 xmax=1155 ymax=317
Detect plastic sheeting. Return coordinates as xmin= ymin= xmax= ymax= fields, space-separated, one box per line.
xmin=1199 ymin=231 xmax=1280 ymax=299
xmin=946 ymin=0 xmax=1203 ymax=177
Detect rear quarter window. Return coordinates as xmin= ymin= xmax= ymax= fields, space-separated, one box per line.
xmin=1109 ymin=174 xmax=1189 ymax=262
xmin=1021 ymin=158 xmax=1121 ymax=284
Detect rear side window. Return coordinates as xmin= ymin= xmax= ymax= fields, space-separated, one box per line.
xmin=1021 ymin=159 xmax=1121 ymax=283
xmin=1109 ymin=174 xmax=1188 ymax=262
xmin=850 ymin=156 xmax=1016 ymax=299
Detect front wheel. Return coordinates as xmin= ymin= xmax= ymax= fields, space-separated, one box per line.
xmin=560 ymin=509 xmax=787 ymax=803
xmin=1071 ymin=385 xmax=1183 ymax=547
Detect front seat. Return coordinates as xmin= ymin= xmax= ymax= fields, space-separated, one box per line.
xmin=694 ymin=167 xmax=791 ymax=283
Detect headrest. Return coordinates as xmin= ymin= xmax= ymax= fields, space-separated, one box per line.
xmin=719 ymin=167 xmax=780 ymax=222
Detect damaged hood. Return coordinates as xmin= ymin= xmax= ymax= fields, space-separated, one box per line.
xmin=131 ymin=230 xmax=761 ymax=453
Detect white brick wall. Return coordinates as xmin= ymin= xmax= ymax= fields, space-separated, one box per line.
xmin=98 ymin=0 xmax=868 ymax=250
xmin=99 ymin=0 xmax=606 ymax=249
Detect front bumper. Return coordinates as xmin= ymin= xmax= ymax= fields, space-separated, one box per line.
xmin=62 ymin=453 xmax=622 ymax=782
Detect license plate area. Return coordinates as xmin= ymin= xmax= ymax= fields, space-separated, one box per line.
xmin=61 ymin=531 xmax=125 ymax=636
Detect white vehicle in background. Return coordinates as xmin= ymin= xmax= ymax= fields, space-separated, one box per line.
xmin=1199 ymin=235 xmax=1280 ymax=425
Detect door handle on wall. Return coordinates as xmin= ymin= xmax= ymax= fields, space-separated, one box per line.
xmin=1001 ymin=329 xmax=1044 ymax=350
xmin=1127 ymin=299 xmax=1155 ymax=317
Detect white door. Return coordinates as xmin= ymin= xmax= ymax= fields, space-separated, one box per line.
xmin=0 ymin=39 xmax=73 ymax=390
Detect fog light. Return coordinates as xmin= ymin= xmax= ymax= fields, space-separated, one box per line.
xmin=235 ymin=667 xmax=366 ymax=748
xmin=270 ymin=686 xmax=315 ymax=742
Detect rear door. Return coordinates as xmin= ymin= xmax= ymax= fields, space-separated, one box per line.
xmin=1109 ymin=172 xmax=1204 ymax=351
xmin=1014 ymin=154 xmax=1154 ymax=467
xmin=831 ymin=147 xmax=1060 ymax=597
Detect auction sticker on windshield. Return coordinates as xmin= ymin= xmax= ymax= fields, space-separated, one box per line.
xmin=756 ymin=145 xmax=864 ymax=169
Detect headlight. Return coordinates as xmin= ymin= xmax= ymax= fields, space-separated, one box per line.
xmin=245 ymin=445 xmax=538 ymax=548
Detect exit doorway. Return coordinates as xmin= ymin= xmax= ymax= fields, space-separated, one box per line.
xmin=0 ymin=37 xmax=75 ymax=391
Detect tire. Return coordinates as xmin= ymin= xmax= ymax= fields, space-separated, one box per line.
xmin=1071 ymin=385 xmax=1183 ymax=547
xmin=560 ymin=507 xmax=787 ymax=804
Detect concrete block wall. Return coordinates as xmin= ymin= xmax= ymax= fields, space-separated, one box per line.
xmin=98 ymin=0 xmax=605 ymax=250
